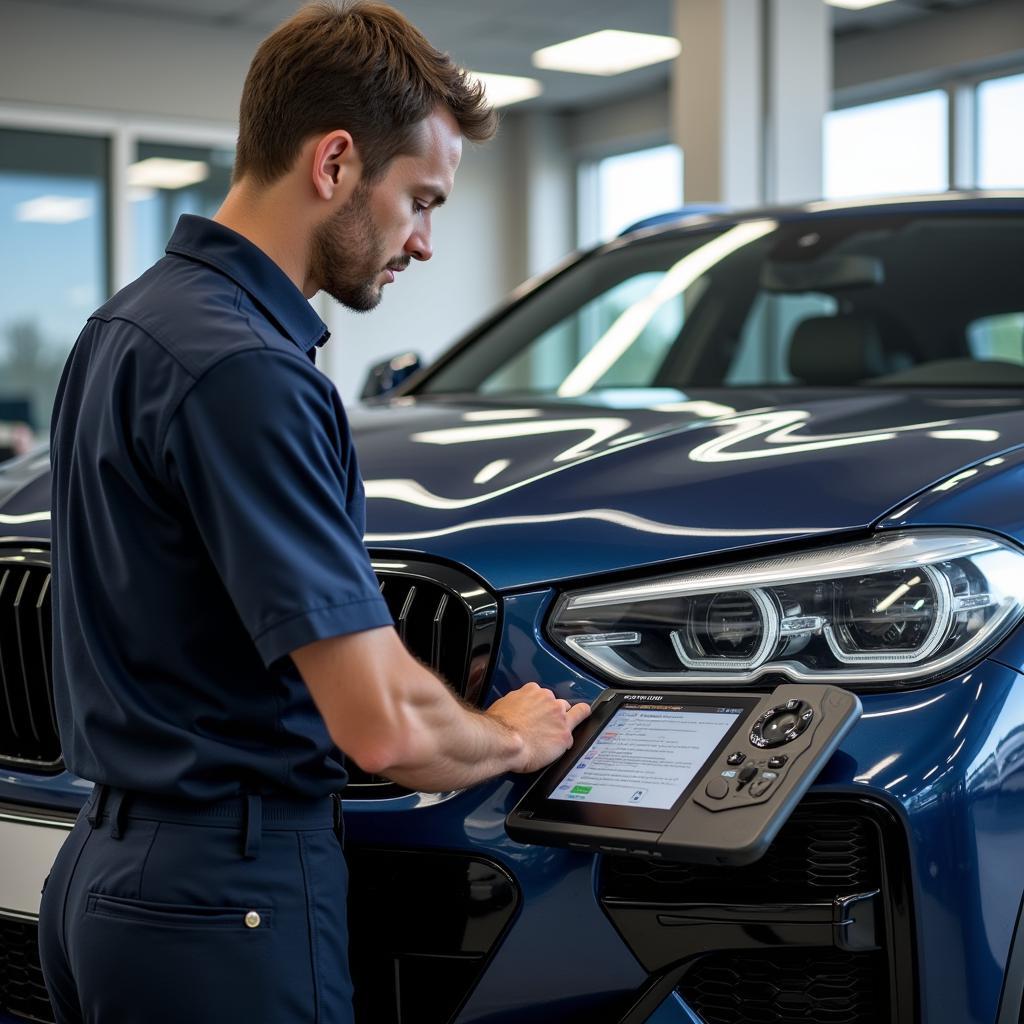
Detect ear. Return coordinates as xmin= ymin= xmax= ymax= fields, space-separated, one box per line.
xmin=311 ymin=130 xmax=361 ymax=203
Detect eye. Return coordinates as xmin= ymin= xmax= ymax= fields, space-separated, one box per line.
xmin=412 ymin=200 xmax=428 ymax=214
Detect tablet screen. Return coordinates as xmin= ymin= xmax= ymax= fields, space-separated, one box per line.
xmin=549 ymin=705 xmax=744 ymax=810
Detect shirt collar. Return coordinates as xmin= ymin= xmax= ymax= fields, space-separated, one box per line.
xmin=165 ymin=214 xmax=329 ymax=352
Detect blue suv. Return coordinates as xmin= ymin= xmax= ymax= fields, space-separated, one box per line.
xmin=2 ymin=192 xmax=1024 ymax=1024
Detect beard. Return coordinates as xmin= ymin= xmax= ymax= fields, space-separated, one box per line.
xmin=309 ymin=183 xmax=395 ymax=312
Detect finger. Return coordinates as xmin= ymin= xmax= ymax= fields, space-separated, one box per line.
xmin=555 ymin=698 xmax=571 ymax=713
xmin=566 ymin=702 xmax=592 ymax=729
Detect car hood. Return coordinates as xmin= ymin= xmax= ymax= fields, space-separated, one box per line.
xmin=350 ymin=389 xmax=1024 ymax=589
xmin=2 ymin=390 xmax=1021 ymax=591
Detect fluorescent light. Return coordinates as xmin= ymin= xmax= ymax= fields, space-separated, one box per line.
xmin=127 ymin=157 xmax=209 ymax=190
xmin=825 ymin=0 xmax=896 ymax=9
xmin=15 ymin=196 xmax=93 ymax=224
xmin=533 ymin=30 xmax=681 ymax=77
xmin=466 ymin=71 xmax=542 ymax=108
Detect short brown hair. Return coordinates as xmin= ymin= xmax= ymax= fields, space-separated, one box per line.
xmin=234 ymin=1 xmax=497 ymax=186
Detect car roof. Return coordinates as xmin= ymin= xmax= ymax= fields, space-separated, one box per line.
xmin=617 ymin=190 xmax=1024 ymax=242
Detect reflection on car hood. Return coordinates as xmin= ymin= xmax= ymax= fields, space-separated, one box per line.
xmin=350 ymin=390 xmax=1024 ymax=589
xmin=2 ymin=390 xmax=1021 ymax=591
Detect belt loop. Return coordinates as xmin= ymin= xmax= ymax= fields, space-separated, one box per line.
xmin=331 ymin=792 xmax=345 ymax=850
xmin=108 ymin=789 xmax=127 ymax=839
xmin=87 ymin=783 xmax=109 ymax=829
xmin=242 ymin=794 xmax=262 ymax=859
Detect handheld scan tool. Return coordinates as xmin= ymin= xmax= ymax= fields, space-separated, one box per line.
xmin=506 ymin=684 xmax=861 ymax=866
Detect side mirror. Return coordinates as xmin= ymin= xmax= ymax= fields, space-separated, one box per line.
xmin=360 ymin=352 xmax=422 ymax=400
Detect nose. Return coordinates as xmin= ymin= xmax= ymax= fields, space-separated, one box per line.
xmin=404 ymin=219 xmax=433 ymax=262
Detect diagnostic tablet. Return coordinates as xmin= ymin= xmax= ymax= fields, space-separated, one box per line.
xmin=506 ymin=683 xmax=860 ymax=866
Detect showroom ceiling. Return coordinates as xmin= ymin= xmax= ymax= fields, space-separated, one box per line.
xmin=26 ymin=0 xmax=1000 ymax=110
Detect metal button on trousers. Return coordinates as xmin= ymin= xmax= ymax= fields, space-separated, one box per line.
xmin=38 ymin=786 xmax=353 ymax=1024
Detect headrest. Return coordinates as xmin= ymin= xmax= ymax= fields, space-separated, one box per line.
xmin=789 ymin=315 xmax=887 ymax=385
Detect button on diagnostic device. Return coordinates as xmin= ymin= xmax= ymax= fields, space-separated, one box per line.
xmin=726 ymin=752 xmax=746 ymax=766
xmin=750 ymin=700 xmax=814 ymax=748
xmin=705 ymin=778 xmax=729 ymax=800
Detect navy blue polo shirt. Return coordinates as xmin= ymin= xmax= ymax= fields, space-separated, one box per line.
xmin=50 ymin=214 xmax=393 ymax=801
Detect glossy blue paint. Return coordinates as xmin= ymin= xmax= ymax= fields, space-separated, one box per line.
xmin=347 ymin=390 xmax=1024 ymax=589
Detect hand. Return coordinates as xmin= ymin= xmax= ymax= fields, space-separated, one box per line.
xmin=486 ymin=682 xmax=592 ymax=774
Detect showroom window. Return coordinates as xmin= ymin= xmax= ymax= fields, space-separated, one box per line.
xmin=977 ymin=72 xmax=1024 ymax=188
xmin=0 ymin=112 xmax=236 ymax=449
xmin=0 ymin=127 xmax=109 ymax=440
xmin=132 ymin=140 xmax=235 ymax=276
xmin=824 ymin=90 xmax=949 ymax=199
xmin=579 ymin=143 xmax=683 ymax=246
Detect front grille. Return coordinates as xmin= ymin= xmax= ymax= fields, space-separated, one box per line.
xmin=601 ymin=804 xmax=879 ymax=904
xmin=0 ymin=915 xmax=53 ymax=1023
xmin=600 ymin=797 xmax=916 ymax=1024
xmin=0 ymin=553 xmax=60 ymax=771
xmin=678 ymin=949 xmax=888 ymax=1024
xmin=374 ymin=561 xmax=497 ymax=706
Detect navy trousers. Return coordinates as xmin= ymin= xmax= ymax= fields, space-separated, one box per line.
xmin=38 ymin=786 xmax=354 ymax=1024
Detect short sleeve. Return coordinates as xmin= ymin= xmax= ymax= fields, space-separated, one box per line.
xmin=162 ymin=349 xmax=393 ymax=666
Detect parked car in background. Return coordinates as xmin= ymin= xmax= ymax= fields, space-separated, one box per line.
xmin=2 ymin=192 xmax=1024 ymax=1024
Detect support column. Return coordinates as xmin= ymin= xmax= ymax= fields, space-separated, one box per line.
xmin=505 ymin=110 xmax=575 ymax=281
xmin=671 ymin=0 xmax=831 ymax=206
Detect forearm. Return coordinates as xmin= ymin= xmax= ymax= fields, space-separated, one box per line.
xmin=377 ymin=676 xmax=526 ymax=791
xmin=295 ymin=626 xmax=585 ymax=794
xmin=294 ymin=627 xmax=526 ymax=792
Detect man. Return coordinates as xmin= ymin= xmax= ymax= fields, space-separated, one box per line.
xmin=38 ymin=4 xmax=590 ymax=1022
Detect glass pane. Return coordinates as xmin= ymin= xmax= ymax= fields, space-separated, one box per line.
xmin=967 ymin=313 xmax=1024 ymax=365
xmin=132 ymin=141 xmax=234 ymax=276
xmin=824 ymin=91 xmax=948 ymax=199
xmin=479 ymin=271 xmax=686 ymax=394
xmin=422 ymin=214 xmax=1024 ymax=396
xmin=978 ymin=73 xmax=1024 ymax=189
xmin=726 ymin=292 xmax=838 ymax=386
xmin=0 ymin=127 xmax=108 ymax=447
xmin=597 ymin=144 xmax=683 ymax=240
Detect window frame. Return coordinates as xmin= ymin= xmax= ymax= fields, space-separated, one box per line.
xmin=830 ymin=62 xmax=1024 ymax=195
xmin=0 ymin=103 xmax=236 ymax=294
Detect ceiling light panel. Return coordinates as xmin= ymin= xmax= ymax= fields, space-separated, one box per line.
xmin=466 ymin=71 xmax=543 ymax=108
xmin=127 ymin=158 xmax=209 ymax=190
xmin=15 ymin=196 xmax=93 ymax=224
xmin=533 ymin=30 xmax=681 ymax=77
xmin=825 ymin=0 xmax=896 ymax=9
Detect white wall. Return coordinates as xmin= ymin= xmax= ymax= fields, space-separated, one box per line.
xmin=0 ymin=0 xmax=258 ymax=124
xmin=0 ymin=0 xmax=521 ymax=404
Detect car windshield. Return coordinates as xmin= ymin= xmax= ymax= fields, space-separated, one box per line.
xmin=419 ymin=212 xmax=1024 ymax=397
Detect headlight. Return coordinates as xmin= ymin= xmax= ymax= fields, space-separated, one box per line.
xmin=548 ymin=531 xmax=1024 ymax=688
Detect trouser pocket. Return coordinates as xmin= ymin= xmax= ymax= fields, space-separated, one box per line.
xmin=74 ymin=891 xmax=314 ymax=1024
xmin=85 ymin=892 xmax=272 ymax=930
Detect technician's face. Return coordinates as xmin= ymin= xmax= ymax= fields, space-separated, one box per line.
xmin=311 ymin=107 xmax=462 ymax=312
